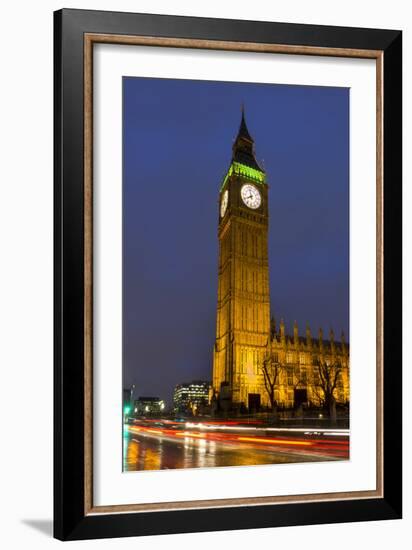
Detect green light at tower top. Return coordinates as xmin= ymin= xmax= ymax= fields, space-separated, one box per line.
xmin=221 ymin=161 xmax=266 ymax=190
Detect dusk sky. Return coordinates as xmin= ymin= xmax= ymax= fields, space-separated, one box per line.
xmin=123 ymin=77 xmax=349 ymax=405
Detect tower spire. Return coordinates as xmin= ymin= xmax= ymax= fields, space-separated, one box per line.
xmin=236 ymin=104 xmax=254 ymax=143
xmin=231 ymin=107 xmax=263 ymax=172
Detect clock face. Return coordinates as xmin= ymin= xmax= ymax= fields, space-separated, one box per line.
xmin=220 ymin=189 xmax=229 ymax=217
xmin=241 ymin=184 xmax=261 ymax=209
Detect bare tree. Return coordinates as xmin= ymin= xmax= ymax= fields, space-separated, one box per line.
xmin=313 ymin=359 xmax=342 ymax=421
xmin=259 ymin=351 xmax=284 ymax=413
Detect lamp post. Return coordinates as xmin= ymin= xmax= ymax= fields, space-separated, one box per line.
xmin=123 ymin=405 xmax=131 ymax=423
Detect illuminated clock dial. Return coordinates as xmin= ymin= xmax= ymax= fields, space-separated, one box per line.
xmin=220 ymin=189 xmax=229 ymax=217
xmin=241 ymin=184 xmax=261 ymax=209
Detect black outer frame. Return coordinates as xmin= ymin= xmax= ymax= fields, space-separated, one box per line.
xmin=54 ymin=8 xmax=402 ymax=541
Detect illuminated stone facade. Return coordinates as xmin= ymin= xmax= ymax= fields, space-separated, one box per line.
xmin=212 ymin=111 xmax=349 ymax=411
xmin=266 ymin=323 xmax=349 ymax=409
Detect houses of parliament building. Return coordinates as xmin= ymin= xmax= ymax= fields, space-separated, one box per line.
xmin=212 ymin=110 xmax=349 ymax=412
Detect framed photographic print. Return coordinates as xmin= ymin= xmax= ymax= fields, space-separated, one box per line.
xmin=54 ymin=8 xmax=402 ymax=541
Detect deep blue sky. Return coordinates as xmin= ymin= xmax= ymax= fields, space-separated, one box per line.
xmin=123 ymin=77 xmax=349 ymax=405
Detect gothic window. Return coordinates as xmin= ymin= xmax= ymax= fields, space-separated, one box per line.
xmin=301 ymin=367 xmax=307 ymax=384
xmin=287 ymin=366 xmax=293 ymax=386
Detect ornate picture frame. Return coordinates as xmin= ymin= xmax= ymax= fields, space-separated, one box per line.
xmin=54 ymin=9 xmax=402 ymax=540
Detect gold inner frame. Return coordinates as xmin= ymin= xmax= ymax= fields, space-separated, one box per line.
xmin=84 ymin=33 xmax=384 ymax=515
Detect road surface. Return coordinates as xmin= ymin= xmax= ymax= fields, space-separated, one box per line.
xmin=123 ymin=418 xmax=349 ymax=471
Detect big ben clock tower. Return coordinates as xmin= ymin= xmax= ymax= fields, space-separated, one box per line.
xmin=213 ymin=109 xmax=271 ymax=411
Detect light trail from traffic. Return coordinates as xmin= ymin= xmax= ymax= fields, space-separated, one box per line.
xmin=123 ymin=418 xmax=350 ymax=471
